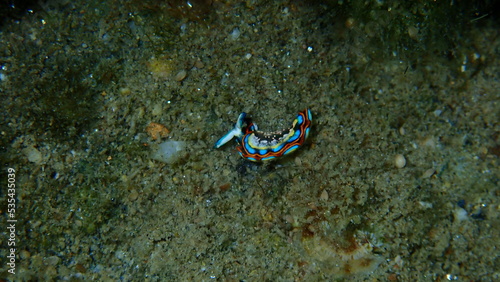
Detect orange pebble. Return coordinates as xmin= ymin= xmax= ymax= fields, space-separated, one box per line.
xmin=146 ymin=122 xmax=170 ymax=140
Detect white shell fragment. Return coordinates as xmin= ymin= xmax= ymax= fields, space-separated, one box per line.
xmin=151 ymin=141 xmax=186 ymax=164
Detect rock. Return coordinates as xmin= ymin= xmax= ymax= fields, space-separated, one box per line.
xmin=23 ymin=146 xmax=43 ymax=164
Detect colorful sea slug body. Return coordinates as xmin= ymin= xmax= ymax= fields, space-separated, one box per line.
xmin=215 ymin=109 xmax=312 ymax=162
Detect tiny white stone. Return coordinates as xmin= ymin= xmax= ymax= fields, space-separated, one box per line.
xmin=418 ymin=201 xmax=433 ymax=209
xmin=394 ymin=154 xmax=406 ymax=168
xmin=230 ymin=27 xmax=240 ymax=40
xmin=453 ymin=208 xmax=468 ymax=222
xmin=399 ymin=126 xmax=405 ymax=135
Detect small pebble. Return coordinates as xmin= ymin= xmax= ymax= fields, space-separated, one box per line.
xmin=230 ymin=27 xmax=240 ymax=40
xmin=394 ymin=154 xmax=406 ymax=168
xmin=119 ymin=87 xmax=131 ymax=95
xmin=152 ymin=104 xmax=162 ymax=116
xmin=422 ymin=136 xmax=436 ymax=148
xmin=453 ymin=207 xmax=468 ymax=222
xmin=418 ymin=201 xmax=433 ymax=209
xmin=174 ymin=70 xmax=187 ymax=81
xmin=320 ymin=190 xmax=329 ymax=201
xmin=194 ymin=60 xmax=204 ymax=69
xmin=345 ymin=17 xmax=355 ymax=29
xmin=128 ymin=189 xmax=139 ymax=201
xmin=23 ymin=146 xmax=43 ymax=164
xmin=75 ymin=263 xmax=87 ymax=273
xmin=421 ymin=168 xmax=435 ymax=178
xmin=408 ymin=26 xmax=419 ymax=40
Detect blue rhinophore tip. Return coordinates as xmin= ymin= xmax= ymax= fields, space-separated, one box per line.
xmin=214 ymin=113 xmax=246 ymax=148
xmin=235 ymin=112 xmax=246 ymax=128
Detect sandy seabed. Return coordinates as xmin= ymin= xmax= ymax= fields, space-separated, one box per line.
xmin=1 ymin=0 xmax=498 ymax=280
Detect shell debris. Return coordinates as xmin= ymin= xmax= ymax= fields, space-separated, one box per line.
xmin=146 ymin=122 xmax=170 ymax=140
